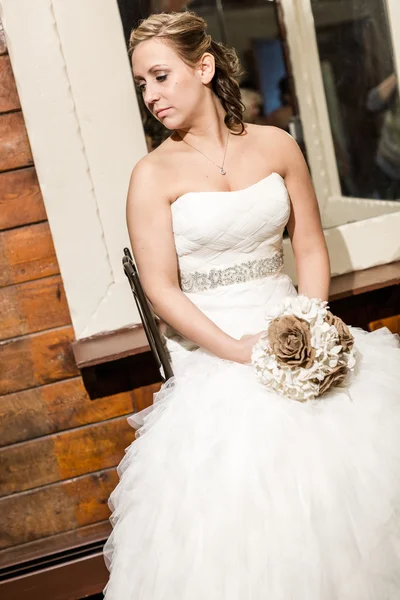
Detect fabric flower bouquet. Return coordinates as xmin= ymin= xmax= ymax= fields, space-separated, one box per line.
xmin=251 ymin=295 xmax=357 ymax=402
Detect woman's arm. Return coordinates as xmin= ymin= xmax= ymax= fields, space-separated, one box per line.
xmin=272 ymin=129 xmax=330 ymax=300
xmin=126 ymin=158 xmax=249 ymax=363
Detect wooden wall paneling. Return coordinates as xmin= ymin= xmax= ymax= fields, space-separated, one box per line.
xmin=0 ymin=112 xmax=33 ymax=172
xmin=0 ymin=167 xmax=46 ymax=231
xmin=0 ymin=468 xmax=118 ymax=548
xmin=0 ymin=222 xmax=59 ymax=287
xmin=133 ymin=382 xmax=160 ymax=412
xmin=0 ymin=275 xmax=71 ymax=340
xmin=0 ymin=416 xmax=134 ymax=497
xmin=0 ymin=54 xmax=20 ymax=112
xmin=0 ymin=13 xmax=132 ymax=592
xmin=0 ymin=377 xmax=136 ymax=447
xmin=0 ymin=551 xmax=109 ymax=600
xmin=0 ymin=520 xmax=112 ymax=570
xmin=0 ymin=435 xmax=56 ymax=497
xmin=56 ymin=417 xmax=133 ymax=481
xmin=0 ymin=326 xmax=79 ymax=395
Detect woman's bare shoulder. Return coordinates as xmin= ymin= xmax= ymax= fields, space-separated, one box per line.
xmin=245 ymin=123 xmax=294 ymax=145
xmin=128 ymin=138 xmax=178 ymax=207
xmin=249 ymin=124 xmax=304 ymax=173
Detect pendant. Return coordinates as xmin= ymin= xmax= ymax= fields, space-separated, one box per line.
xmin=220 ymin=169 xmax=226 ymax=175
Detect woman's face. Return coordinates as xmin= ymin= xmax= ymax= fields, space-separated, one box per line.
xmin=132 ymin=38 xmax=207 ymax=130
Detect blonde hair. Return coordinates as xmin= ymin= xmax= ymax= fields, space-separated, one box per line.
xmin=129 ymin=11 xmax=245 ymax=134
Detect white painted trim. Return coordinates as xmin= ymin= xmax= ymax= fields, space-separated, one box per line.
xmin=284 ymin=211 xmax=400 ymax=284
xmin=0 ymin=0 xmax=147 ymax=338
xmin=323 ymin=196 xmax=400 ymax=229
xmin=281 ymin=0 xmax=400 ymax=275
xmin=281 ymin=0 xmax=340 ymax=212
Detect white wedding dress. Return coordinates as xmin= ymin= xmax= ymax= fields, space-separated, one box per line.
xmin=104 ymin=173 xmax=400 ymax=599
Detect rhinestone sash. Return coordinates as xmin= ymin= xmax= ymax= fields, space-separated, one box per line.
xmin=179 ymin=247 xmax=284 ymax=293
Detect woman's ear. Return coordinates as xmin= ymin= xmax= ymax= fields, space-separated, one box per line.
xmin=197 ymin=52 xmax=215 ymax=85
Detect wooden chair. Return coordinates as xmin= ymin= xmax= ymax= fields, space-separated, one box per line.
xmin=122 ymin=248 xmax=174 ymax=382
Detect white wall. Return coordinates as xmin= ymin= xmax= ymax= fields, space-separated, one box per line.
xmin=0 ymin=0 xmax=147 ymax=338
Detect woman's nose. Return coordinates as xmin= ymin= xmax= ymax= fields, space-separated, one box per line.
xmin=144 ymin=85 xmax=160 ymax=105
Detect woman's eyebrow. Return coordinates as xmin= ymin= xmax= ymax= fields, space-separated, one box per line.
xmin=148 ymin=64 xmax=169 ymax=72
xmin=134 ymin=64 xmax=169 ymax=80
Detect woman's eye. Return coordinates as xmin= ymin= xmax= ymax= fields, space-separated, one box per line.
xmin=137 ymin=74 xmax=167 ymax=93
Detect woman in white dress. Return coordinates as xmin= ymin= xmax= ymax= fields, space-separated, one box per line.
xmin=103 ymin=11 xmax=400 ymax=599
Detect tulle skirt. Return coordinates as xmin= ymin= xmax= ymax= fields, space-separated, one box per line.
xmin=103 ymin=323 xmax=400 ymax=599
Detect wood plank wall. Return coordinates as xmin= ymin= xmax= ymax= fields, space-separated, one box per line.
xmin=0 ymin=18 xmax=157 ymax=563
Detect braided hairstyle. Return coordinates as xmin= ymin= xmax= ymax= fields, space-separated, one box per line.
xmin=129 ymin=11 xmax=245 ymax=134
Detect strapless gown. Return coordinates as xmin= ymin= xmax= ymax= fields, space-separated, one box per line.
xmin=104 ymin=173 xmax=400 ymax=599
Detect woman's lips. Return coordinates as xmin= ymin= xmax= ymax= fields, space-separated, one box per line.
xmin=156 ymin=108 xmax=171 ymax=118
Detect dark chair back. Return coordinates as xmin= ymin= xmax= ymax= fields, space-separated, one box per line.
xmin=122 ymin=248 xmax=174 ymax=382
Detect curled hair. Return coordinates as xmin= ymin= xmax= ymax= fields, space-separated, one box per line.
xmin=129 ymin=11 xmax=245 ymax=133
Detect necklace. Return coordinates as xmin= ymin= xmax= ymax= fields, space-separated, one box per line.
xmin=178 ymin=130 xmax=230 ymax=175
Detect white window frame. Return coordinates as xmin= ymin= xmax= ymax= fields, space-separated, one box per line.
xmin=281 ymin=0 xmax=400 ymax=277
xmin=0 ymin=0 xmax=148 ymax=339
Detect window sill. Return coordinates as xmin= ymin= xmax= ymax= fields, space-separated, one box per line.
xmin=72 ymin=261 xmax=400 ymax=369
xmin=72 ymin=325 xmax=150 ymax=369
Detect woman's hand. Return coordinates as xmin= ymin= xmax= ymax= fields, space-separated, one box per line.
xmin=233 ymin=331 xmax=268 ymax=365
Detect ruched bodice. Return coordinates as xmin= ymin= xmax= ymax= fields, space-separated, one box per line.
xmin=171 ymin=172 xmax=290 ymax=273
xmin=164 ymin=173 xmax=296 ymax=361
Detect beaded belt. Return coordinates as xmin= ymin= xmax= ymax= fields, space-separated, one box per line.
xmin=179 ymin=247 xmax=284 ymax=293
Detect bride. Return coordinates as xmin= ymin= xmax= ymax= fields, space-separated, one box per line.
xmin=103 ymin=11 xmax=400 ymax=599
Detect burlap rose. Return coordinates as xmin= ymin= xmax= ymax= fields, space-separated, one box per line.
xmin=325 ymin=311 xmax=354 ymax=350
xmin=268 ymin=315 xmax=315 ymax=369
xmin=319 ymin=364 xmax=348 ymax=395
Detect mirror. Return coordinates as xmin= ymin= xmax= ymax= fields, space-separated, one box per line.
xmin=311 ymin=0 xmax=400 ymax=202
